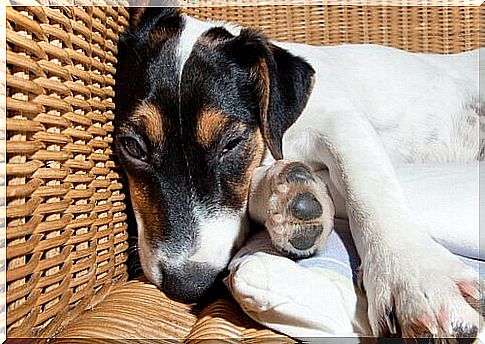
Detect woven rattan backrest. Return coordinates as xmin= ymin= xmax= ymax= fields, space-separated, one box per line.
xmin=5 ymin=2 xmax=481 ymax=339
xmin=184 ymin=4 xmax=481 ymax=53
xmin=6 ymin=5 xmax=129 ymax=337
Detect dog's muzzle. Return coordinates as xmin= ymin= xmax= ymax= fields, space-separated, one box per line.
xmin=137 ymin=210 xmax=249 ymax=303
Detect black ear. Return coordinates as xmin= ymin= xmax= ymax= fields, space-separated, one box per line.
xmin=265 ymin=45 xmax=315 ymax=159
xmin=128 ymin=0 xmax=180 ymax=30
xmin=225 ymin=29 xmax=315 ymax=160
xmin=128 ymin=2 xmax=150 ymax=28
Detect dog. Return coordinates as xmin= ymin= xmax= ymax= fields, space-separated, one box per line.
xmin=114 ymin=6 xmax=483 ymax=339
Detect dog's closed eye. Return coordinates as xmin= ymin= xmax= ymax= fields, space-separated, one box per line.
xmin=220 ymin=137 xmax=244 ymax=158
xmin=121 ymin=137 xmax=148 ymax=161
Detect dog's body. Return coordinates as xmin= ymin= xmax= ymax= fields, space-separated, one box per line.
xmin=115 ymin=8 xmax=482 ymax=339
xmin=280 ymin=42 xmax=481 ymax=165
xmin=249 ymin=40 xmax=482 ymax=338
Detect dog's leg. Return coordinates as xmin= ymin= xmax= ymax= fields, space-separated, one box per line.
xmin=249 ymin=160 xmax=335 ymax=258
xmin=278 ymin=110 xmax=482 ymax=339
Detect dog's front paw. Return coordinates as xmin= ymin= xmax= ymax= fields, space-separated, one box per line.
xmin=364 ymin=246 xmax=482 ymax=340
xmin=264 ymin=161 xmax=335 ymax=258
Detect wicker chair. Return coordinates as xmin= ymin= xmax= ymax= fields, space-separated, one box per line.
xmin=5 ymin=2 xmax=481 ymax=341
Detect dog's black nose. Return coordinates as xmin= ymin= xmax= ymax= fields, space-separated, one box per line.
xmin=290 ymin=191 xmax=323 ymax=220
xmin=289 ymin=226 xmax=323 ymax=250
xmin=160 ymin=264 xmax=220 ymax=303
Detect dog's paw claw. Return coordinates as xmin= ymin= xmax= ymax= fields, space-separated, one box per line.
xmin=265 ymin=161 xmax=335 ymax=258
xmin=365 ymin=250 xmax=483 ymax=340
xmin=385 ymin=309 xmax=398 ymax=335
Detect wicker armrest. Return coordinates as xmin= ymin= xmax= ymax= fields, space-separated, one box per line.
xmin=187 ymin=297 xmax=295 ymax=343
xmin=52 ymin=277 xmax=290 ymax=342
xmin=53 ymin=278 xmax=197 ymax=341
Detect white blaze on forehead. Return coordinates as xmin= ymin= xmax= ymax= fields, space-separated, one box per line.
xmin=178 ymin=15 xmax=242 ymax=77
xmin=188 ymin=207 xmax=249 ymax=268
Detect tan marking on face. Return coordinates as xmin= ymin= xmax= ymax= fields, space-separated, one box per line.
xmin=149 ymin=15 xmax=182 ymax=45
xmin=197 ymin=108 xmax=229 ymax=146
xmin=132 ymin=101 xmax=164 ymax=143
xmin=150 ymin=30 xmax=173 ymax=45
xmin=128 ymin=176 xmax=164 ymax=243
xmin=229 ymin=128 xmax=265 ymax=205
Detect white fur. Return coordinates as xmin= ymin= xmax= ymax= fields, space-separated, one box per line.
xmin=188 ymin=206 xmax=249 ymax=269
xmin=248 ymin=42 xmax=482 ymax=337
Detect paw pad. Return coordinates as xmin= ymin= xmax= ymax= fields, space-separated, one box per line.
xmin=289 ymin=226 xmax=324 ymax=250
xmin=290 ymin=191 xmax=323 ymax=220
xmin=265 ymin=161 xmax=335 ymax=258
xmin=286 ymin=164 xmax=315 ymax=183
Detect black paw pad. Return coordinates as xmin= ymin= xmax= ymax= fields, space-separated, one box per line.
xmin=289 ymin=226 xmax=323 ymax=250
xmin=286 ymin=164 xmax=314 ymax=183
xmin=290 ymin=191 xmax=323 ymax=220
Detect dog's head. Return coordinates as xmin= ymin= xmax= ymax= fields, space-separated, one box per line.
xmin=114 ymin=7 xmax=315 ymax=302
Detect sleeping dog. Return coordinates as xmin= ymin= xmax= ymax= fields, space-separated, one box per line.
xmin=114 ymin=6 xmax=483 ymax=339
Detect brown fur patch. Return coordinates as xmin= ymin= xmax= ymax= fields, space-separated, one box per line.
xmin=197 ymin=108 xmax=229 ymax=146
xmin=149 ymin=13 xmax=182 ymax=45
xmin=246 ymin=128 xmax=265 ymax=178
xmin=229 ymin=128 xmax=265 ymax=205
xmin=132 ymin=101 xmax=164 ymax=143
xmin=128 ymin=176 xmax=164 ymax=244
xmin=250 ymin=58 xmax=274 ymax=156
xmin=149 ymin=30 xmax=174 ymax=45
xmin=251 ymin=58 xmax=270 ymax=118
xmin=128 ymin=7 xmax=147 ymax=28
xmin=198 ymin=27 xmax=234 ymax=46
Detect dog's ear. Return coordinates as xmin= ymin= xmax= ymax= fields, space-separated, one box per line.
xmin=225 ymin=29 xmax=315 ymax=160
xmin=128 ymin=0 xmax=180 ymax=30
xmin=128 ymin=2 xmax=150 ymax=28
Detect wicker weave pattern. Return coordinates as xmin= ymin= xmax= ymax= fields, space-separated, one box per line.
xmin=54 ymin=278 xmax=197 ymax=341
xmin=184 ymin=4 xmax=480 ymax=53
xmin=5 ymin=3 xmax=481 ymax=340
xmin=6 ymin=5 xmax=129 ymax=337
xmin=187 ymin=297 xmax=295 ymax=343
